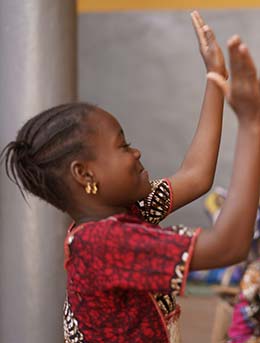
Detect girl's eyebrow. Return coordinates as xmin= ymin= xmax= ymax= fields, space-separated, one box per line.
xmin=117 ymin=128 xmax=125 ymax=138
xmin=114 ymin=128 xmax=125 ymax=144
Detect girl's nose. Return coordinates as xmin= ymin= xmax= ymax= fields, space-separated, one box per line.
xmin=133 ymin=147 xmax=141 ymax=159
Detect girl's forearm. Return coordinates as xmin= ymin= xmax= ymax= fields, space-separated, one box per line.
xmin=167 ymin=12 xmax=226 ymax=211
xmin=191 ymin=120 xmax=260 ymax=270
xmin=216 ymin=122 xmax=260 ymax=258
xmin=180 ymin=79 xmax=224 ymax=190
xmin=167 ymin=81 xmax=224 ymax=211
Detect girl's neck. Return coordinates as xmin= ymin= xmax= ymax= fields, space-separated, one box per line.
xmin=70 ymin=205 xmax=128 ymax=226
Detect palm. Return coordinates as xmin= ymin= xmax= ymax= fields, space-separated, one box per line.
xmin=207 ymin=36 xmax=260 ymax=120
xmin=191 ymin=11 xmax=228 ymax=79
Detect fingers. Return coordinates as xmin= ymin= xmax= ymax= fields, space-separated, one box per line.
xmin=191 ymin=10 xmax=216 ymax=49
xmin=191 ymin=10 xmax=205 ymax=28
xmin=204 ymin=25 xmax=216 ymax=46
xmin=227 ymin=35 xmax=241 ymax=49
xmin=228 ymin=35 xmax=257 ymax=80
xmin=238 ymin=44 xmax=257 ymax=76
xmin=227 ymin=35 xmax=243 ymax=77
xmin=207 ymin=72 xmax=230 ymax=97
xmin=191 ymin=10 xmax=207 ymax=48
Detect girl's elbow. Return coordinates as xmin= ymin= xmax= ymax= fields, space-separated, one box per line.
xmin=193 ymin=168 xmax=215 ymax=195
xmin=224 ymin=246 xmax=249 ymax=265
xmin=203 ymin=179 xmax=214 ymax=194
xmin=235 ymin=248 xmax=250 ymax=263
xmin=203 ymin=171 xmax=215 ymax=191
xmin=195 ymin=176 xmax=213 ymax=196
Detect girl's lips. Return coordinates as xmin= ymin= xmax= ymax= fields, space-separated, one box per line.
xmin=141 ymin=169 xmax=149 ymax=179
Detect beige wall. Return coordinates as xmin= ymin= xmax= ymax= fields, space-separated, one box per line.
xmin=78 ymin=9 xmax=260 ymax=228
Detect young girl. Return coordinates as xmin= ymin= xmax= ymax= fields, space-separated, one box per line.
xmin=2 ymin=11 xmax=260 ymax=343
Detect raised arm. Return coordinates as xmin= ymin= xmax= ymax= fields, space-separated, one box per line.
xmin=190 ymin=36 xmax=260 ymax=270
xmin=168 ymin=11 xmax=227 ymax=211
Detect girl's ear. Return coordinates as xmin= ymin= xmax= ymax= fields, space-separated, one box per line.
xmin=70 ymin=160 xmax=94 ymax=186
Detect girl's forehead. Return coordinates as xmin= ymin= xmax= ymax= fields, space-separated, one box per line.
xmin=91 ymin=108 xmax=123 ymax=134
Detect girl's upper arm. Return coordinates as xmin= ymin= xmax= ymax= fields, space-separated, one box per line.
xmin=167 ymin=168 xmax=210 ymax=212
xmin=135 ymin=174 xmax=206 ymax=222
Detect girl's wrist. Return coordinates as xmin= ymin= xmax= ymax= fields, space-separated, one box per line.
xmin=237 ymin=113 xmax=260 ymax=132
xmin=206 ymin=66 xmax=228 ymax=79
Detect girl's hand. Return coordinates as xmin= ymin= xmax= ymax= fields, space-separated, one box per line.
xmin=207 ymin=35 xmax=260 ymax=122
xmin=191 ymin=10 xmax=228 ymax=79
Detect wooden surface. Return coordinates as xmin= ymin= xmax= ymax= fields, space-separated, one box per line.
xmin=179 ymin=293 xmax=219 ymax=343
xmin=77 ymin=0 xmax=260 ymax=12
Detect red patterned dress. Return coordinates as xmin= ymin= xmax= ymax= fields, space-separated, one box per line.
xmin=63 ymin=179 xmax=201 ymax=342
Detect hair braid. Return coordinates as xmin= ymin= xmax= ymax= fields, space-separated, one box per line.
xmin=1 ymin=102 xmax=97 ymax=211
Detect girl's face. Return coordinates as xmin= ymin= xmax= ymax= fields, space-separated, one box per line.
xmin=86 ymin=109 xmax=151 ymax=207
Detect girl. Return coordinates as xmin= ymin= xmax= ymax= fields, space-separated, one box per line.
xmin=2 ymin=11 xmax=260 ymax=343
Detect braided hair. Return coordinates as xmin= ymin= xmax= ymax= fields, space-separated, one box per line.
xmin=1 ymin=102 xmax=97 ymax=212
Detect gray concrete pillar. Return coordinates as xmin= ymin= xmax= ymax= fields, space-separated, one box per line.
xmin=0 ymin=1 xmax=76 ymax=342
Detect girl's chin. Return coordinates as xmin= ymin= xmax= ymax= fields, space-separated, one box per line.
xmin=140 ymin=169 xmax=149 ymax=181
xmin=142 ymin=179 xmax=152 ymax=197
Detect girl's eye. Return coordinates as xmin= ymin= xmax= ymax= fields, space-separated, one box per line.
xmin=122 ymin=142 xmax=131 ymax=149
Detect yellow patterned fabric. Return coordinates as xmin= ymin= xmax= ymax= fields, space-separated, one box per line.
xmin=136 ymin=179 xmax=172 ymax=224
xmin=167 ymin=317 xmax=182 ymax=343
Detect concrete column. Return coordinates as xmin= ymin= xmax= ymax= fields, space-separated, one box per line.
xmin=0 ymin=1 xmax=76 ymax=342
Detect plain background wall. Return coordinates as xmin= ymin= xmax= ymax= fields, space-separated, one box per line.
xmin=78 ymin=9 xmax=260 ymax=228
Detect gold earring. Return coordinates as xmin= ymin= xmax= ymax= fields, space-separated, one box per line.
xmin=85 ymin=182 xmax=92 ymax=194
xmin=92 ymin=182 xmax=98 ymax=194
